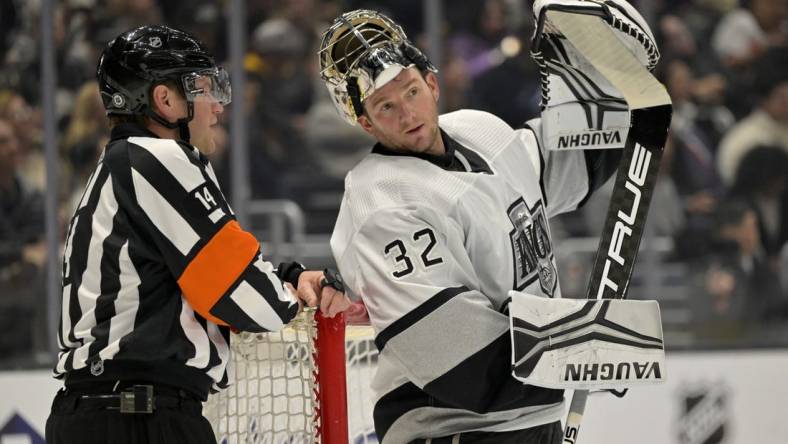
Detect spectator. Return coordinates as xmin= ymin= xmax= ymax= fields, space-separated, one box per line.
xmin=462 ymin=3 xmax=541 ymax=125
xmin=0 ymin=117 xmax=44 ymax=361
xmin=690 ymin=200 xmax=784 ymax=342
xmin=711 ymin=0 xmax=787 ymax=68
xmin=305 ymin=81 xmax=375 ymax=180
xmin=246 ymin=17 xmax=314 ymax=199
xmin=663 ymin=59 xmax=727 ymax=203
xmin=658 ymin=13 xmax=727 ymax=88
xmin=449 ymin=0 xmax=509 ymax=80
xmin=730 ymin=145 xmax=788 ymax=259
xmin=0 ymin=90 xmax=44 ymax=190
xmin=717 ymin=48 xmax=788 ymax=184
xmin=62 ymin=81 xmax=108 ymax=212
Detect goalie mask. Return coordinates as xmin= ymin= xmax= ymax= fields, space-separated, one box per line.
xmin=319 ymin=9 xmax=438 ymax=125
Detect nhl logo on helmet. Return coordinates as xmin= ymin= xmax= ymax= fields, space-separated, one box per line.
xmin=111 ymin=93 xmax=125 ymax=108
xmin=149 ymin=36 xmax=163 ymax=48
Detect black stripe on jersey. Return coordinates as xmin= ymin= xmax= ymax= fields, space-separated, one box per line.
xmin=197 ymin=314 xmax=222 ymax=373
xmin=102 ymin=140 xmax=196 ymax=274
xmin=213 ymin=326 xmax=232 ymax=389
xmin=127 ymin=143 xmax=217 ymax=237
xmin=424 ymin=332 xmax=564 ymax=413
xmin=215 ymin=368 xmax=230 ymax=390
xmin=178 ymin=142 xmax=234 ymax=218
xmin=374 ymin=286 xmax=469 ymax=351
xmin=373 ymin=345 xmax=564 ymax=441
xmin=63 ymin=348 xmax=76 ymax=373
xmin=373 ymin=382 xmax=427 ymax=441
xmin=210 ymin=291 xmax=264 ymax=332
xmin=521 ymin=124 xmax=548 ymax=207
xmin=449 ymin=137 xmax=493 ymax=175
xmin=86 ymin=205 xmax=129 ymax=359
xmin=64 ymin=165 xmax=111 ymax=350
xmin=209 ymin=259 xmax=298 ymax=332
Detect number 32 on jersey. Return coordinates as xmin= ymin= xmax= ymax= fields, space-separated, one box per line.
xmin=384 ymin=228 xmax=443 ymax=278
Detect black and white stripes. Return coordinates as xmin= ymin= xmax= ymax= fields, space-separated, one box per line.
xmin=55 ymin=123 xmax=297 ymax=394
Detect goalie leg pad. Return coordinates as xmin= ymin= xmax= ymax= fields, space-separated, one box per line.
xmin=508 ymin=291 xmax=665 ymax=390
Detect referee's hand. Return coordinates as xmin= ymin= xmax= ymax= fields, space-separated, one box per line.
xmin=296 ymin=270 xmax=352 ymax=318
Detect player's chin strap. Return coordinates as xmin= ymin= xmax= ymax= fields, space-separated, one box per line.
xmin=144 ymin=101 xmax=194 ymax=143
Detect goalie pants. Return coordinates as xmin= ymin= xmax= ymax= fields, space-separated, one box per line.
xmin=411 ymin=420 xmax=562 ymax=444
xmin=45 ymin=382 xmax=216 ymax=444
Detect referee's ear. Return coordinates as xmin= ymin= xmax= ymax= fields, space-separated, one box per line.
xmin=150 ymin=83 xmax=186 ymax=122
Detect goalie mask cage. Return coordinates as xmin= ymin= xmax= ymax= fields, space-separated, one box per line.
xmin=204 ymin=304 xmax=379 ymax=444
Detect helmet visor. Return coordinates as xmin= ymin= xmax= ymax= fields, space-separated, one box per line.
xmin=182 ymin=67 xmax=231 ymax=105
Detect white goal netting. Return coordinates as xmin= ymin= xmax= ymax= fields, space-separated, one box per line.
xmin=205 ymin=308 xmax=378 ymax=444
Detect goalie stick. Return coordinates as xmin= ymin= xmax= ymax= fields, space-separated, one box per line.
xmin=535 ymin=6 xmax=673 ymax=444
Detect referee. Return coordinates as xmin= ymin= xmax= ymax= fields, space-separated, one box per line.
xmin=46 ymin=25 xmax=351 ymax=444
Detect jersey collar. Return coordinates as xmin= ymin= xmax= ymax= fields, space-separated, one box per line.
xmin=109 ymin=122 xmax=161 ymax=141
xmin=109 ymin=123 xmax=210 ymax=165
xmin=371 ymin=129 xmax=492 ymax=174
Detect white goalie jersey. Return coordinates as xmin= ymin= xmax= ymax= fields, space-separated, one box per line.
xmin=330 ymin=109 xmax=604 ymax=443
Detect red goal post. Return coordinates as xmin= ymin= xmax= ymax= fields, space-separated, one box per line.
xmin=205 ymin=302 xmax=377 ymax=443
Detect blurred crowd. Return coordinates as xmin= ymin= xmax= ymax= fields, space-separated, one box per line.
xmin=0 ymin=0 xmax=786 ymax=366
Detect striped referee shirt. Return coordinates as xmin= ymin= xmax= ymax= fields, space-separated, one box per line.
xmin=55 ymin=123 xmax=299 ymax=399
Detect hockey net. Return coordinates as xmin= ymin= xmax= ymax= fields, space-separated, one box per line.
xmin=205 ymin=302 xmax=378 ymax=444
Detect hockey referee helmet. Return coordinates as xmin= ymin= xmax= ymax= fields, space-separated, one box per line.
xmin=96 ymin=25 xmax=231 ymax=141
xmin=318 ymin=9 xmax=437 ymax=125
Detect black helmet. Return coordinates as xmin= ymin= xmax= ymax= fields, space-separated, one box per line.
xmin=97 ymin=25 xmax=231 ymax=141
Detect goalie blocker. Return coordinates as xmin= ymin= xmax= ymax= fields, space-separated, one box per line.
xmin=508 ymin=291 xmax=664 ymax=390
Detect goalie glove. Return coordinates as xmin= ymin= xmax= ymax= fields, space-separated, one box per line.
xmin=531 ymin=0 xmax=660 ymax=151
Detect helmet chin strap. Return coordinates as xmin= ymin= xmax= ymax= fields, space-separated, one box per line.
xmin=144 ymin=101 xmax=194 ymax=143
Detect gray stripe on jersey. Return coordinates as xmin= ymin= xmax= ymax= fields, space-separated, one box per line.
xmin=128 ymin=137 xmax=205 ymax=192
xmin=98 ymin=240 xmax=140 ymax=361
xmin=131 ymin=168 xmax=200 ymax=255
xmin=384 ymin=289 xmax=509 ymax=387
xmin=382 ymin=400 xmax=565 ymax=444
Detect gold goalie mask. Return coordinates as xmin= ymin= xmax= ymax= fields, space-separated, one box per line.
xmin=318 ymin=9 xmax=438 ymax=125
